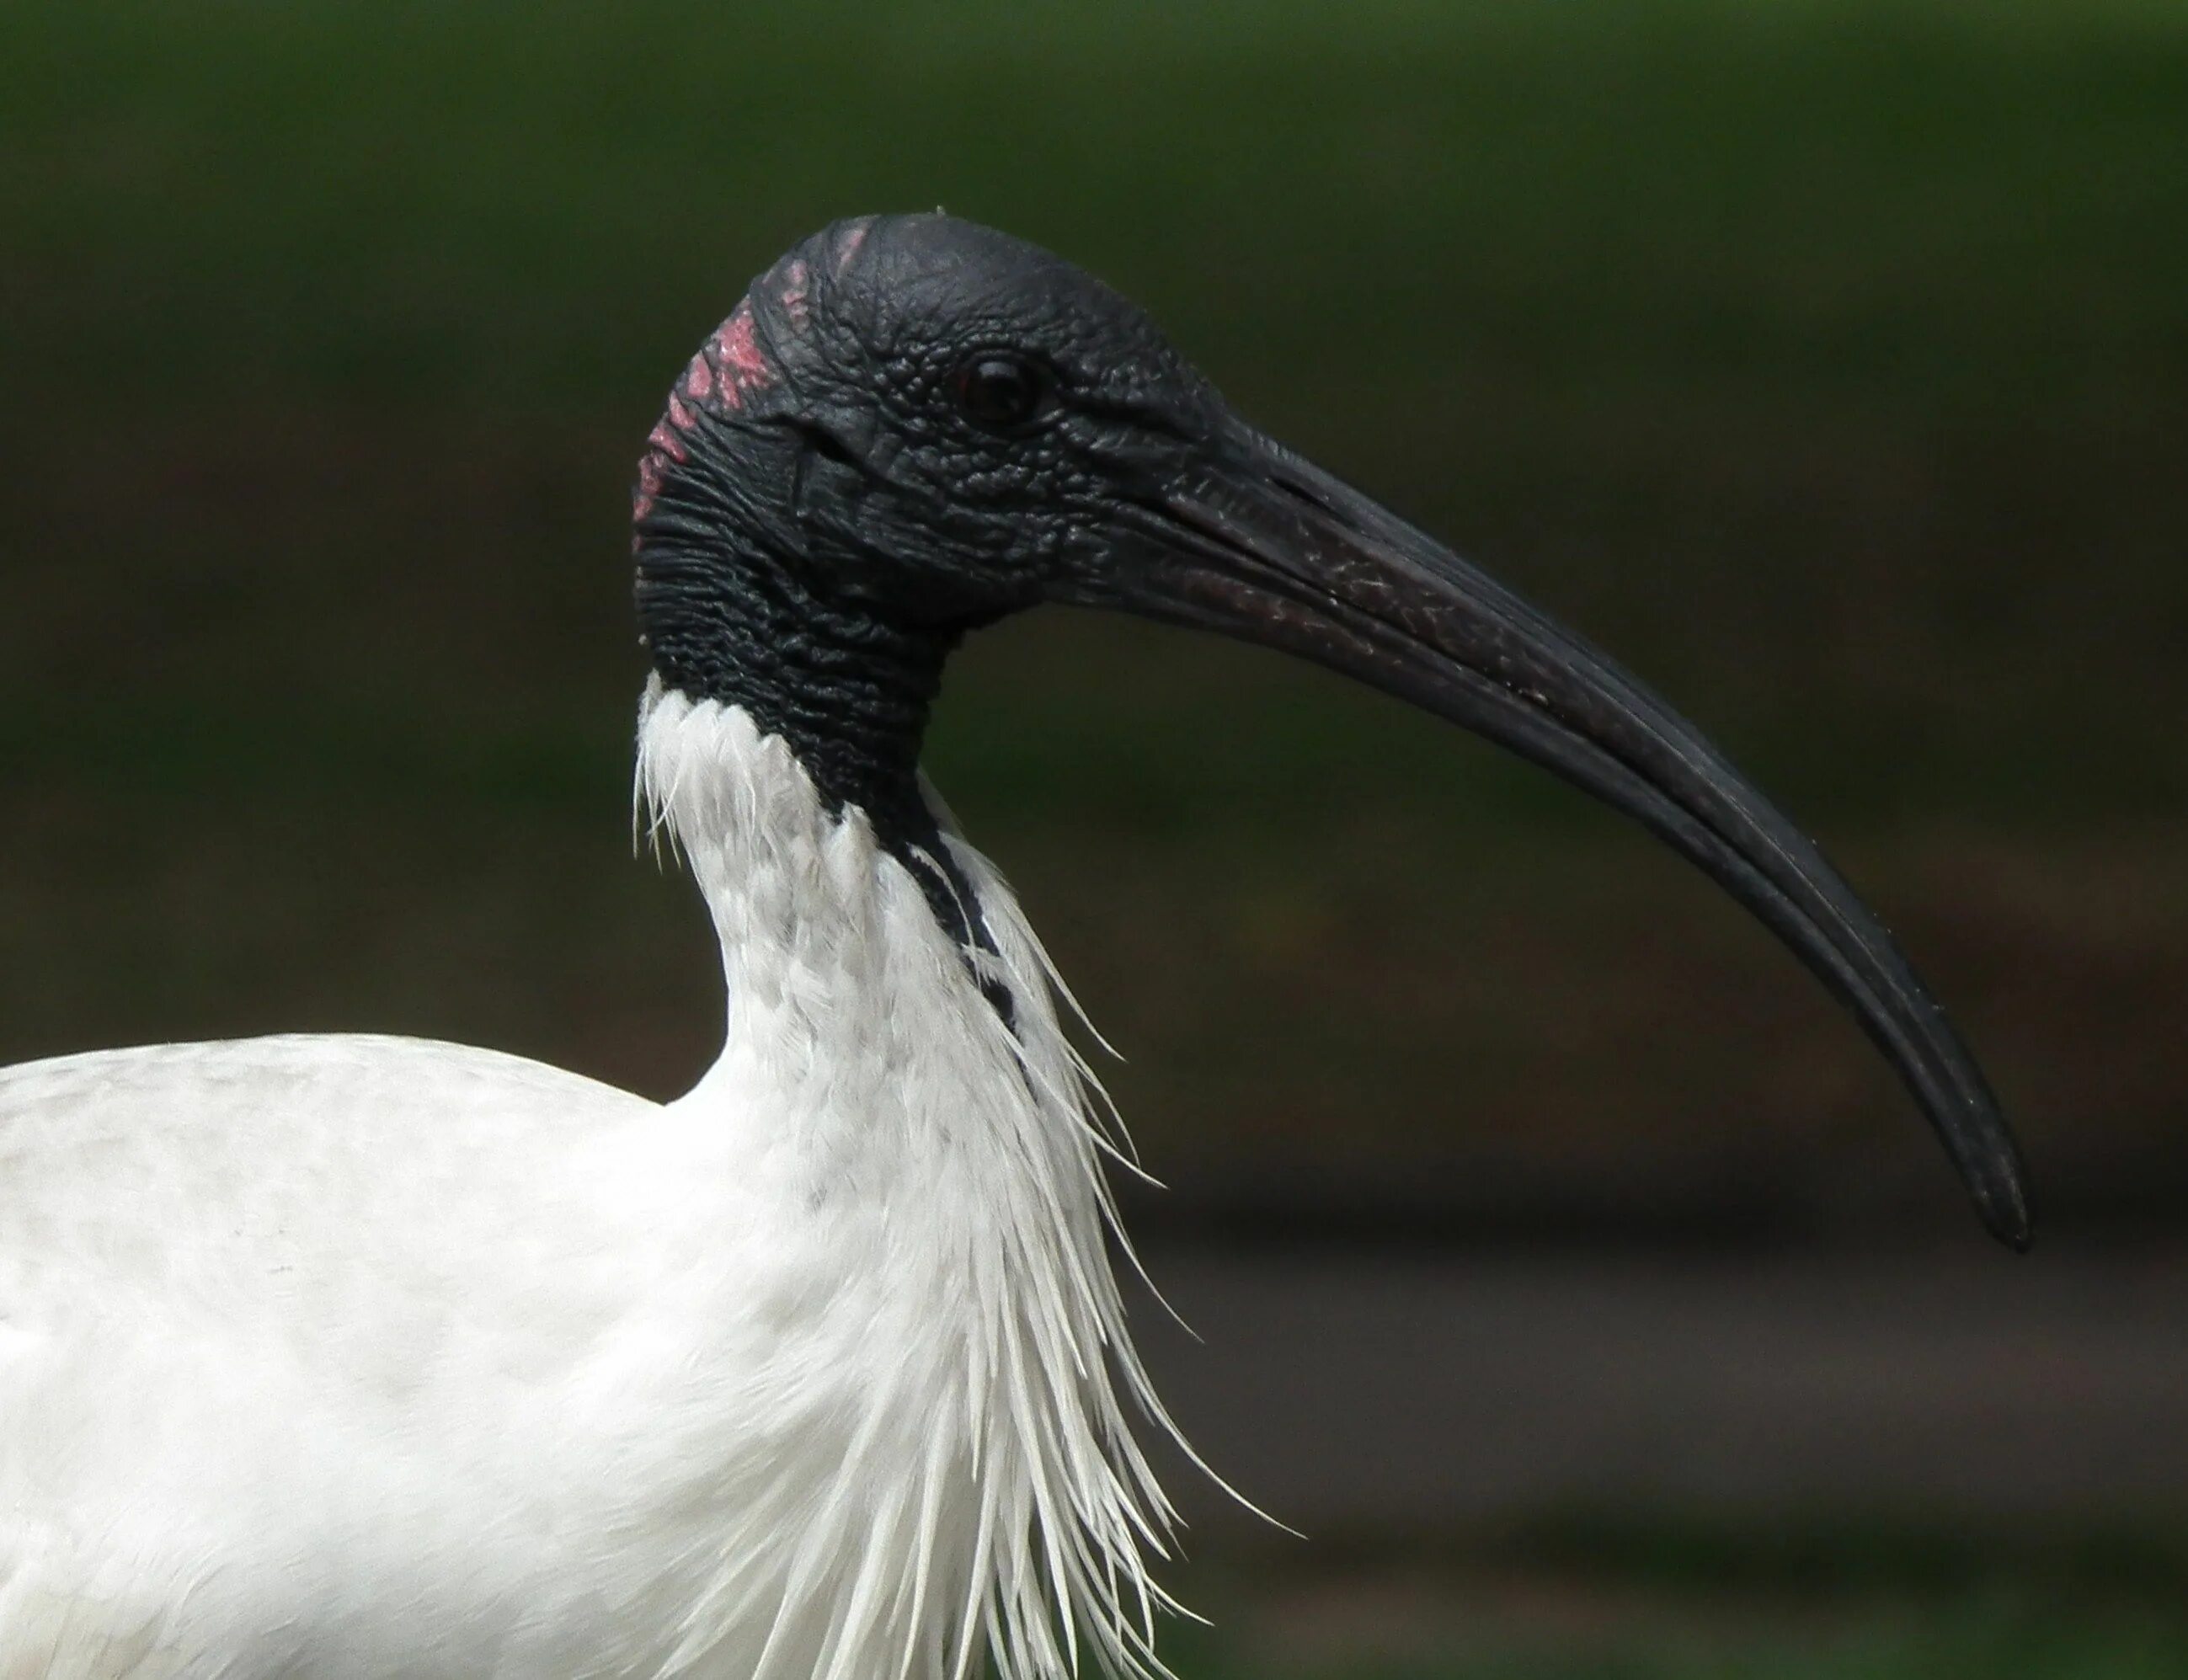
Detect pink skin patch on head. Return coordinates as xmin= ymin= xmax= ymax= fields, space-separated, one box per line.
xmin=834 ymin=221 xmax=868 ymax=275
xmin=633 ymin=294 xmax=787 ymax=533
xmin=715 ymin=304 xmax=772 ymax=394
xmin=779 ymin=259 xmax=810 ymax=328
xmin=646 ymin=419 xmax=689 ymax=465
xmin=632 ymin=451 xmax=669 ymax=522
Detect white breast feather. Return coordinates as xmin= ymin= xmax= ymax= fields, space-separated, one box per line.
xmin=636 ymin=686 xmax=1198 ymax=1680
xmin=0 ymin=685 xmax=1209 ymax=1679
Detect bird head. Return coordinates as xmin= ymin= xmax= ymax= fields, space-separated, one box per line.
xmin=632 ymin=211 xmax=2033 ymax=1252
xmin=635 ymin=213 xmax=1237 ymax=632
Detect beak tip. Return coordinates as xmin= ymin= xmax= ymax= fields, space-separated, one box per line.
xmin=1937 ymin=1080 xmax=2032 ymax=1252
xmin=1977 ymin=1173 xmax=2036 ymax=1253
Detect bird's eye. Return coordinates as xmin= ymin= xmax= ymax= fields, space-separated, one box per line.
xmin=953 ymin=354 xmax=1048 ymax=430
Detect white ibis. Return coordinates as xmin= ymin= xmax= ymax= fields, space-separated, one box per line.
xmin=0 ymin=213 xmax=2028 ymax=1678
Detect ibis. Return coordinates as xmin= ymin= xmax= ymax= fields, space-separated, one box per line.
xmin=0 ymin=213 xmax=2029 ymax=1678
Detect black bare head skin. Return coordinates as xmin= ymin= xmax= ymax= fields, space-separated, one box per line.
xmin=638 ymin=215 xmax=1225 ymax=620
xmin=635 ymin=213 xmax=1228 ymax=841
xmin=632 ymin=211 xmax=1235 ymax=968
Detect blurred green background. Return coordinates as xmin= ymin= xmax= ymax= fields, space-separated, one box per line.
xmin=3 ymin=1 xmax=2185 ymax=1672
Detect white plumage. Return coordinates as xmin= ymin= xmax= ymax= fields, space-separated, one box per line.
xmin=0 ymin=688 xmax=1185 ymax=1678
xmin=0 ymin=207 xmax=2031 ymax=1677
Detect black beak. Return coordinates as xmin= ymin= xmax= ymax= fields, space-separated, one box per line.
xmin=1077 ymin=428 xmax=2031 ymax=1251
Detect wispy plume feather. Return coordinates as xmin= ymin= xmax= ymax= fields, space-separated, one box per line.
xmin=633 ymin=690 xmax=1256 ymax=1679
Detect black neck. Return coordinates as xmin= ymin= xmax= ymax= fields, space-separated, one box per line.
xmin=635 ymin=532 xmax=1010 ymax=1007
xmin=644 ymin=551 xmax=951 ymax=835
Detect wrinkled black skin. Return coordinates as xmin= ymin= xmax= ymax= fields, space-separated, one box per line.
xmin=635 ymin=213 xmax=1227 ymax=968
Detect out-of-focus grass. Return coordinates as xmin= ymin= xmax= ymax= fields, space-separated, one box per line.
xmin=1170 ymin=1614 xmax=2188 ymax=1680
xmin=2 ymin=0 xmax=2185 ymax=1208
xmin=1161 ymin=1517 xmax=2188 ymax=1677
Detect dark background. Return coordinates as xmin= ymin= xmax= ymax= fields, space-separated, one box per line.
xmin=4 ymin=3 xmax=2185 ymax=1674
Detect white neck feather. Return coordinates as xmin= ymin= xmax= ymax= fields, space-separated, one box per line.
xmin=632 ymin=682 xmax=1190 ymax=1680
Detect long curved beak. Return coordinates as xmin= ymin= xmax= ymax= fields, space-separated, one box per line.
xmin=1077 ymin=429 xmax=2031 ymax=1250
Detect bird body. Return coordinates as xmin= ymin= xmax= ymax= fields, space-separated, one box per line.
xmin=0 ymin=691 xmax=1172 ymax=1677
xmin=0 ymin=211 xmax=2027 ymax=1677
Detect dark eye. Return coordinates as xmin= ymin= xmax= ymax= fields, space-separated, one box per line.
xmin=953 ymin=354 xmax=1048 ymax=430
